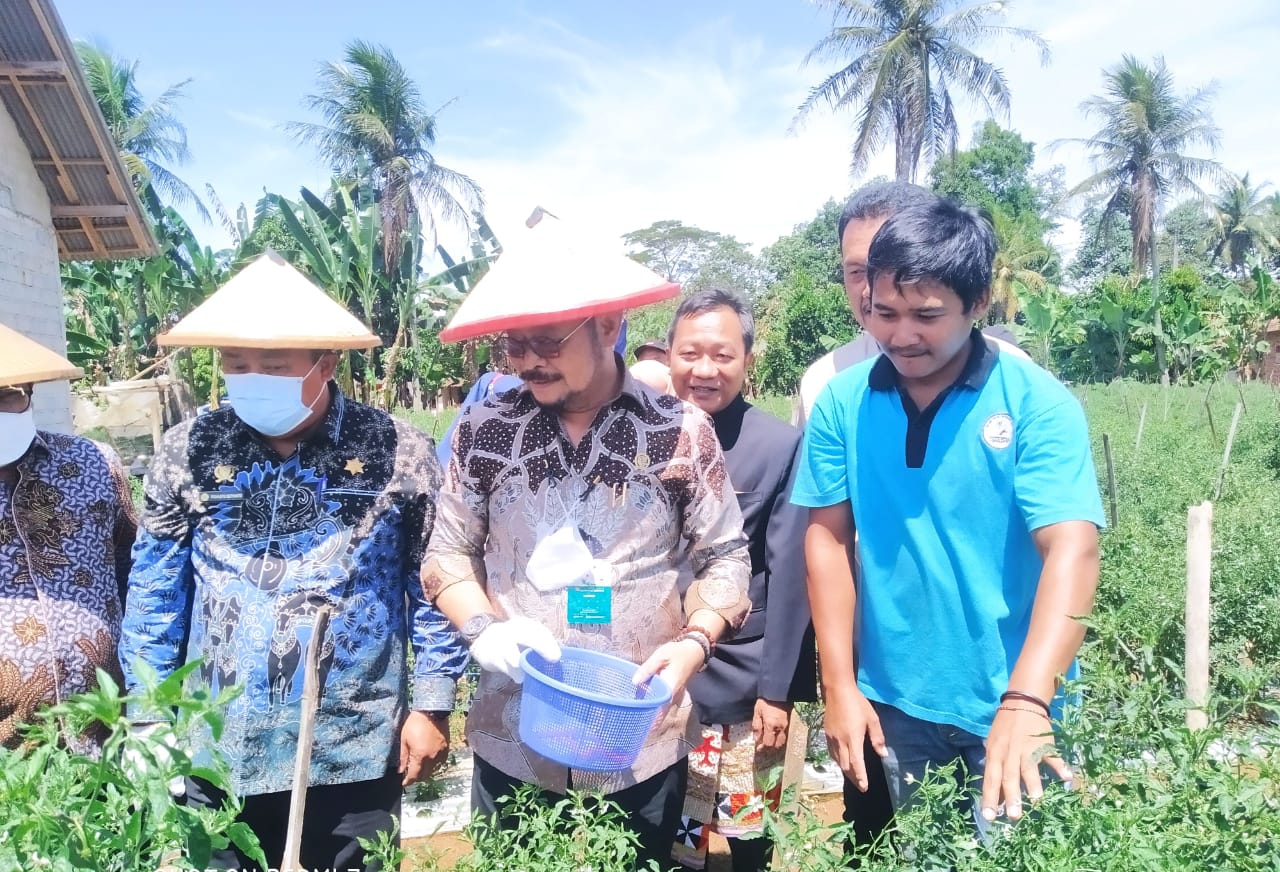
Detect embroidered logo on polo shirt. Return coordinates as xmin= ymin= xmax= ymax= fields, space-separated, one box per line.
xmin=982 ymin=413 xmax=1014 ymax=449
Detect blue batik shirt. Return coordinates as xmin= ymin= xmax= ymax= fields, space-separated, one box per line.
xmin=120 ymin=386 xmax=467 ymax=795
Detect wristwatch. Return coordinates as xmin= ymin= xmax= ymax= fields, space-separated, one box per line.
xmin=459 ymin=612 xmax=497 ymax=646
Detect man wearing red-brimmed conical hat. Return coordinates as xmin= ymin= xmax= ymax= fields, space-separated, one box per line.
xmin=118 ymin=251 xmax=467 ymax=870
xmin=0 ymin=323 xmax=136 ymax=749
xmin=422 ymin=211 xmax=752 ymax=869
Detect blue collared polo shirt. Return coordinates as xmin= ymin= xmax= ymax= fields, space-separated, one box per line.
xmin=792 ymin=331 xmax=1105 ymax=736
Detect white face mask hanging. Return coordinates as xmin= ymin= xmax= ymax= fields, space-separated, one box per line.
xmin=223 ymin=358 xmax=325 ymax=438
xmin=526 ymin=524 xmax=596 ymax=592
xmin=0 ymin=408 xmax=36 ymax=467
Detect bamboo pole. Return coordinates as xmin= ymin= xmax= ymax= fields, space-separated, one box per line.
xmin=1135 ymin=403 xmax=1148 ymax=454
xmin=1102 ymin=434 xmax=1119 ymax=528
xmin=1213 ymin=402 xmax=1244 ymax=502
xmin=281 ymin=605 xmax=332 ymax=872
xmin=1185 ymin=502 xmax=1213 ymax=731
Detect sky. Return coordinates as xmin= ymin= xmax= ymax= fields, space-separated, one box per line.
xmin=54 ymin=0 xmax=1280 ymax=264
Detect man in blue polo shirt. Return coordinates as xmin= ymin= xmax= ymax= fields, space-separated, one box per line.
xmin=792 ymin=198 xmax=1103 ymax=834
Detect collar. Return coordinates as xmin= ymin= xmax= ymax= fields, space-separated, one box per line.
xmin=710 ymin=393 xmax=749 ymax=450
xmin=868 ymin=329 xmax=998 ymax=393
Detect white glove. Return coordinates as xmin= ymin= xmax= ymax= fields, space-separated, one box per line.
xmin=470 ymin=616 xmax=562 ymax=683
xmin=122 ymin=722 xmax=187 ymax=798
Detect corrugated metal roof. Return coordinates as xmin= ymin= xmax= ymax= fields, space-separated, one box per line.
xmin=0 ymin=0 xmax=156 ymax=260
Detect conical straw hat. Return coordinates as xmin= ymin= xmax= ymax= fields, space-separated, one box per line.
xmin=157 ymin=250 xmax=381 ymax=349
xmin=0 ymin=322 xmax=83 ymax=387
xmin=439 ymin=210 xmax=679 ymax=343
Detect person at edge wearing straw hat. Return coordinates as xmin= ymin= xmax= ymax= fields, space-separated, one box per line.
xmin=421 ymin=210 xmax=752 ymax=872
xmin=118 ymin=251 xmax=467 ymax=872
xmin=664 ymin=290 xmax=815 ymax=872
xmin=0 ymin=324 xmax=136 ymax=749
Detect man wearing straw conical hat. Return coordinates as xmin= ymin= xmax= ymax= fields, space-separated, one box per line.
xmin=0 ymin=323 xmax=136 ymax=749
xmin=118 ymin=251 xmax=467 ymax=872
xmin=422 ymin=212 xmax=751 ymax=870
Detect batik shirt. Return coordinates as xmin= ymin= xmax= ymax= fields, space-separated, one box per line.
xmin=120 ymin=387 xmax=467 ymax=796
xmin=423 ymin=369 xmax=751 ymax=793
xmin=0 ymin=432 xmax=135 ymax=748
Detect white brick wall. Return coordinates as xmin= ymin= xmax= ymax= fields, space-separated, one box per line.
xmin=0 ymin=101 xmax=73 ymax=433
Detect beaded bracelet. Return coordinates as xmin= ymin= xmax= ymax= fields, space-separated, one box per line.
xmin=677 ymin=630 xmax=712 ymax=669
xmin=1000 ymin=690 xmax=1052 ymax=717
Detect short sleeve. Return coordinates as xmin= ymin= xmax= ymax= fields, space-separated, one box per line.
xmin=1013 ymin=398 xmax=1106 ymax=532
xmin=790 ymin=382 xmax=850 ymax=508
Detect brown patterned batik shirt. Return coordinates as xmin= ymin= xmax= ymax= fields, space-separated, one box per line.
xmin=423 ymin=370 xmax=752 ymax=793
xmin=0 ymin=432 xmax=136 ymax=748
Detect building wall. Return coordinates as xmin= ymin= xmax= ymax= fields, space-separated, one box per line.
xmin=0 ymin=102 xmax=73 ymax=433
xmin=1262 ymin=331 xmax=1280 ymax=386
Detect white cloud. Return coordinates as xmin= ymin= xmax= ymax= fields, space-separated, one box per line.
xmin=434 ymin=21 xmax=889 ymax=258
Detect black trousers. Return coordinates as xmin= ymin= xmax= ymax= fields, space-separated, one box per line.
xmin=471 ymin=754 xmax=688 ymax=872
xmin=843 ymin=734 xmax=896 ymax=863
xmin=185 ymin=769 xmax=402 ymax=872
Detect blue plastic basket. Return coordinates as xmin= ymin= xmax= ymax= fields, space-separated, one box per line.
xmin=519 ymin=646 xmax=672 ymax=772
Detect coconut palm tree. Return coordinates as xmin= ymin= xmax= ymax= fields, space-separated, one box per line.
xmin=1208 ymin=173 xmax=1277 ymax=275
xmin=794 ymin=0 xmax=1048 ymax=182
xmin=1059 ymin=55 xmax=1222 ymax=380
xmin=989 ymin=210 xmax=1055 ymax=324
xmin=288 ymin=40 xmax=482 ymax=271
xmin=74 ymin=41 xmax=207 ymax=221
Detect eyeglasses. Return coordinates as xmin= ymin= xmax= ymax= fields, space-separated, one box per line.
xmin=0 ymin=387 xmax=31 ymax=414
xmin=499 ymin=318 xmax=591 ymax=360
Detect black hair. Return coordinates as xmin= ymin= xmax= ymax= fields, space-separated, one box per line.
xmin=837 ymin=181 xmax=939 ymax=241
xmin=668 ymin=288 xmax=755 ymax=353
xmin=865 ymin=199 xmax=996 ymax=313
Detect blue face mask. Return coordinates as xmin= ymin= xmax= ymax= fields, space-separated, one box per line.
xmin=224 ymin=359 xmax=325 ymax=438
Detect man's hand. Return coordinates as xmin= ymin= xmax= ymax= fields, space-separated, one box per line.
xmin=632 ymin=638 xmax=706 ymax=701
xmin=400 ymin=711 xmax=450 ymax=787
xmin=824 ymin=685 xmax=885 ymax=792
xmin=980 ymin=706 xmax=1069 ymax=821
xmin=753 ymin=699 xmax=792 ymax=752
xmin=470 ymin=616 xmax=562 ymax=683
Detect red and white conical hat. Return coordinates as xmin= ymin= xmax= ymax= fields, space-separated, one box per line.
xmin=439 ymin=209 xmax=679 ymax=343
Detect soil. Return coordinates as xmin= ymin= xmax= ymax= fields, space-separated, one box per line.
xmin=401 ymin=791 xmax=846 ymax=871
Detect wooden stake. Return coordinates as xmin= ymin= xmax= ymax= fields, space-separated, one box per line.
xmin=1162 ymin=385 xmax=1172 ymax=422
xmin=1185 ymin=502 xmax=1213 ymax=731
xmin=1135 ymin=403 xmax=1148 ymax=454
xmin=1213 ymin=402 xmax=1244 ymax=502
xmin=281 ymin=605 xmax=332 ymax=872
xmin=1103 ymin=434 xmax=1118 ymax=528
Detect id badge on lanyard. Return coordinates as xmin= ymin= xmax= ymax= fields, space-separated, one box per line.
xmin=567 ymin=562 xmax=613 ymax=625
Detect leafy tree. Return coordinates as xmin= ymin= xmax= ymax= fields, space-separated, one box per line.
xmin=1069 ymin=203 xmax=1134 ymax=288
xmin=989 ymin=210 xmax=1055 ymax=324
xmin=930 ymin=122 xmax=1051 ymax=227
xmin=74 ymin=41 xmax=207 ymax=221
xmin=795 ymin=0 xmax=1047 ymax=182
xmin=289 ymin=40 xmax=482 ymax=270
xmin=1208 ymin=173 xmax=1278 ymax=275
xmin=762 ymin=199 xmax=844 ymax=287
xmin=755 ymin=275 xmax=856 ymax=395
xmin=1059 ymin=55 xmax=1223 ymax=379
xmin=624 ymin=220 xmax=735 ymax=282
xmin=1156 ymin=199 xmax=1214 ymax=274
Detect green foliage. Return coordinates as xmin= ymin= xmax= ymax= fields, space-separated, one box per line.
xmin=761 ymin=199 xmax=843 ymax=287
xmin=755 ymin=274 xmax=855 ymax=396
xmin=1081 ymin=382 xmax=1280 ymax=674
xmin=764 ymin=638 xmax=1280 ymax=870
xmin=0 ymin=662 xmax=263 ymax=871
xmin=622 ymin=220 xmax=767 ymax=298
xmin=453 ymin=784 xmax=658 ymax=872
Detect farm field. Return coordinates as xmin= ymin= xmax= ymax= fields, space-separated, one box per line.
xmin=393 ymin=380 xmax=1280 ymax=870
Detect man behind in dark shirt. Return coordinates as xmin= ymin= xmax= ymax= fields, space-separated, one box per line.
xmin=666 ymin=289 xmax=815 ymax=872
